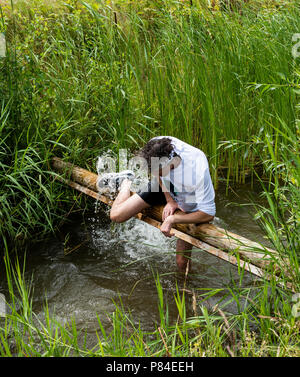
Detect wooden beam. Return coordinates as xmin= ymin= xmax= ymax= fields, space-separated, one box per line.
xmin=54 ymin=174 xmax=266 ymax=277
xmin=55 ymin=175 xmax=296 ymax=291
xmin=51 ymin=157 xmax=290 ymax=277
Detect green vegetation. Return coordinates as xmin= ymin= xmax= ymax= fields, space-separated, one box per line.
xmin=0 ymin=0 xmax=299 ymax=357
xmin=0 ymin=254 xmax=299 ymax=356
xmin=1 ymin=0 xmax=299 ymax=244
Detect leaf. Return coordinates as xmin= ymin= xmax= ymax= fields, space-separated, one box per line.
xmin=276 ymin=72 xmax=287 ymax=81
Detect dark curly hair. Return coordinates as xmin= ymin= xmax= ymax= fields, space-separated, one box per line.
xmin=137 ymin=137 xmax=179 ymax=168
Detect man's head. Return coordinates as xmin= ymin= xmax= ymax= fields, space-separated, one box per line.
xmin=137 ymin=137 xmax=181 ymax=177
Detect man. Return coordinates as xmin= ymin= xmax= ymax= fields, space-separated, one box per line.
xmin=108 ymin=136 xmax=216 ymax=272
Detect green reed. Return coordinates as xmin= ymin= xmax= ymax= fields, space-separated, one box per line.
xmin=1 ymin=250 xmax=299 ymax=357
xmin=1 ymin=0 xmax=299 ymax=245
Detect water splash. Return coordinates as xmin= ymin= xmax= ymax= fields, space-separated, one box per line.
xmin=93 ymin=152 xmax=176 ymax=260
xmin=95 ymin=151 xmax=149 ymax=200
xmin=89 ymin=215 xmax=175 ymax=260
xmin=96 ymin=150 xmax=119 ymax=200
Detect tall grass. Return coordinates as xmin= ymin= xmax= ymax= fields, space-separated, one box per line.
xmin=1 ymin=251 xmax=299 ymax=356
xmin=0 ymin=0 xmax=299 ymax=245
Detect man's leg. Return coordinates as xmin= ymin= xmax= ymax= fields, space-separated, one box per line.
xmin=176 ymin=239 xmax=192 ymax=273
xmin=110 ymin=180 xmax=150 ymax=223
xmin=110 ymin=180 xmax=192 ymax=273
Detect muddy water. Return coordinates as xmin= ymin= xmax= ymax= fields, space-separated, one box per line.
xmin=1 ymin=183 xmax=270 ymax=347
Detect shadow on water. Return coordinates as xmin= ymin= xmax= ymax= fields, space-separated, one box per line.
xmin=0 ymin=183 xmax=270 ymax=346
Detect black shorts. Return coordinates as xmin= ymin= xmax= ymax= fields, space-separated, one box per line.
xmin=137 ymin=179 xmax=175 ymax=206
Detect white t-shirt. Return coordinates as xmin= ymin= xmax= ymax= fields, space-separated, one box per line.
xmin=152 ymin=136 xmax=216 ymax=216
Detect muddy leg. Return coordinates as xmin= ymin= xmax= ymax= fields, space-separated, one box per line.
xmin=176 ymin=239 xmax=192 ymax=273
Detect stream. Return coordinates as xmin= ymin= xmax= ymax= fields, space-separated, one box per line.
xmin=0 ymin=183 xmax=271 ymax=348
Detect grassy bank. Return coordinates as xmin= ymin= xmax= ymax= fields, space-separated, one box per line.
xmin=0 ymin=252 xmax=299 ymax=356
xmin=0 ymin=0 xmax=299 ymax=357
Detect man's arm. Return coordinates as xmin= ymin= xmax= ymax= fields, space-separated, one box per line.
xmin=169 ymin=210 xmax=214 ymax=225
xmin=160 ymin=210 xmax=214 ymax=238
xmin=158 ymin=177 xmax=180 ymax=221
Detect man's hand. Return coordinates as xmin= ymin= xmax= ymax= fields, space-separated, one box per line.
xmin=160 ymin=215 xmax=175 ymax=238
xmin=162 ymin=200 xmax=179 ymax=221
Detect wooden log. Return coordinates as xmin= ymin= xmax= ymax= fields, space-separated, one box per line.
xmin=135 ymin=212 xmax=267 ymax=279
xmin=53 ymin=172 xmax=267 ymax=278
xmin=51 ymin=157 xmax=289 ymax=275
xmin=54 ymin=174 xmax=296 ymax=290
xmin=52 ymin=157 xmax=99 ymax=191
